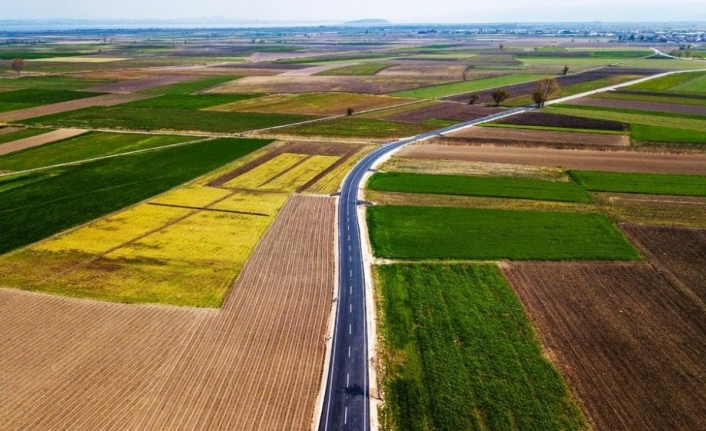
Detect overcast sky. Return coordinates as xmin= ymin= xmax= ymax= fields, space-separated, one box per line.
xmin=3 ymin=0 xmax=705 ymax=23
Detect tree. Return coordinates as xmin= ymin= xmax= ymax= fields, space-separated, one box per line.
xmin=562 ymin=65 xmax=570 ymax=75
xmin=491 ymin=89 xmax=509 ymax=106
xmin=10 ymin=58 xmax=25 ymax=75
xmin=346 ymin=107 xmax=354 ymax=116
xmin=533 ymin=78 xmax=560 ymax=108
xmin=468 ymin=93 xmax=479 ymax=105
xmin=498 ymin=43 xmax=504 ymax=50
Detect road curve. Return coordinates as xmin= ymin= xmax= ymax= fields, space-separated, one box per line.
xmin=316 ymin=67 xmax=705 ymax=431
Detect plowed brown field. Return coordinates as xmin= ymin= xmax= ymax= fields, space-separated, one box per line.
xmin=622 ymin=224 xmax=706 ymax=303
xmin=0 ymin=94 xmax=150 ymax=122
xmin=502 ymin=262 xmax=706 ymax=431
xmin=0 ymin=194 xmax=335 ymax=430
xmin=85 ymin=75 xmax=201 ymax=93
xmin=571 ymin=96 xmax=706 ymax=116
xmin=450 ymin=126 xmax=629 ymax=146
xmin=397 ymin=143 xmax=706 ymax=174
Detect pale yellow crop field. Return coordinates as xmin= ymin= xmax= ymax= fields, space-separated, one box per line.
xmin=35 ymin=205 xmax=190 ymax=254
xmin=306 ymin=147 xmax=372 ymax=194
xmin=151 ymin=185 xmax=232 ymax=208
xmin=111 ymin=211 xmax=272 ymax=265
xmin=211 ymin=190 xmax=289 ymax=216
xmin=224 ymin=153 xmax=308 ymax=189
xmin=261 ymin=155 xmax=340 ymax=192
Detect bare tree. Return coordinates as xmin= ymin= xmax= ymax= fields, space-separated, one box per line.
xmin=533 ymin=78 xmax=560 ymax=108
xmin=562 ymin=65 xmax=570 ymax=75
xmin=491 ymin=89 xmax=509 ymax=106
xmin=468 ymin=93 xmax=479 ymax=105
xmin=10 ymin=58 xmax=25 ymax=75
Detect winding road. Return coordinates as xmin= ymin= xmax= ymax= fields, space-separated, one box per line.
xmin=316 ymin=66 xmax=706 ymax=431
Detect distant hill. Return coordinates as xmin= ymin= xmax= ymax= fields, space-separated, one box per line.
xmin=344 ymin=19 xmax=390 ymax=26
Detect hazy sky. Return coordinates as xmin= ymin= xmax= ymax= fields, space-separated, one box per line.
xmin=4 ymin=0 xmax=705 ymax=22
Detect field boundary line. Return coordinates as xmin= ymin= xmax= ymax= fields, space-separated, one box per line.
xmin=0 ymin=136 xmax=215 ymax=178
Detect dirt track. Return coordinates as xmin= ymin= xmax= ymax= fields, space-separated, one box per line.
xmin=0 ymin=195 xmax=334 ymax=430
xmin=0 ymin=94 xmax=150 ymax=122
xmin=449 ymin=126 xmax=629 ymax=146
xmin=502 ymin=262 xmax=706 ymax=431
xmin=398 ymin=143 xmax=706 ymax=175
xmin=0 ymin=128 xmax=87 ymax=156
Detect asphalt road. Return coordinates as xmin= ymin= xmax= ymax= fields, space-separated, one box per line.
xmin=317 ymin=107 xmax=528 ymax=431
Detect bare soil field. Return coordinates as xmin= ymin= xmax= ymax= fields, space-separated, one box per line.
xmin=216 ymin=63 xmax=308 ymax=70
xmin=0 ymin=94 xmax=151 ymax=122
xmin=206 ymin=75 xmax=461 ymax=94
xmin=376 ymin=61 xmax=470 ymax=82
xmin=493 ymin=111 xmax=628 ymax=131
xmin=0 ymin=128 xmax=87 ymax=156
xmin=398 ymin=143 xmax=706 ymax=174
xmin=450 ymin=126 xmax=630 ymax=146
xmin=84 ymin=75 xmax=202 ymax=93
xmin=0 ymin=126 xmax=23 ymax=136
xmin=384 ymin=102 xmax=505 ymax=123
xmin=0 ymin=194 xmax=334 ymax=431
xmin=622 ymin=224 xmax=706 ymax=303
xmin=594 ymin=192 xmax=706 ymax=227
xmin=502 ymin=262 xmax=706 ymax=431
xmin=378 ymin=156 xmax=569 ymax=180
xmin=279 ymin=63 xmax=359 ymax=76
xmin=572 ymin=96 xmax=706 ymax=116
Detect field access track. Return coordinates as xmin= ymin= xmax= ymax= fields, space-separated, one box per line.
xmin=0 ymin=128 xmax=87 ymax=156
xmin=0 ymin=195 xmax=334 ymax=430
xmin=398 ymin=143 xmax=706 ymax=175
xmin=502 ymin=262 xmax=706 ymax=431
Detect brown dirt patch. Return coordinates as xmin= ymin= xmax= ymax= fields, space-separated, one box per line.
xmin=0 ymin=128 xmax=88 ymax=157
xmin=385 ymin=102 xmax=505 ymax=123
xmin=594 ymin=192 xmax=706 ymax=227
xmin=84 ymin=75 xmax=202 ymax=93
xmin=571 ymin=96 xmax=706 ymax=116
xmin=0 ymin=94 xmax=151 ymax=122
xmin=398 ymin=144 xmax=706 ymax=175
xmin=0 ymin=194 xmax=335 ymax=430
xmin=621 ymin=224 xmax=706 ymax=303
xmin=450 ymin=126 xmax=629 ymax=147
xmin=502 ymin=261 xmax=706 ymax=431
xmin=0 ymin=126 xmax=23 ymax=136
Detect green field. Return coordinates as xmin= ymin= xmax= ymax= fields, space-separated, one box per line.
xmin=316 ymin=63 xmax=393 ymax=76
xmin=592 ymin=91 xmax=706 ymax=106
xmin=630 ymin=124 xmax=706 ymax=144
xmin=367 ymin=205 xmax=640 ymax=261
xmin=390 ymin=74 xmax=548 ymax=99
xmin=0 ymin=132 xmax=197 ymax=171
xmin=376 ymin=264 xmax=589 ymax=431
xmin=0 ymin=88 xmax=102 ymax=112
xmin=0 ymin=137 xmax=271 ymax=255
xmin=367 ymin=172 xmax=591 ymax=202
xmin=280 ymin=117 xmax=432 ymax=139
xmin=0 ymin=128 xmax=50 ymax=145
xmin=0 ymin=51 xmax=85 ymax=60
xmin=19 ymin=106 xmax=316 ymax=133
xmin=671 ymin=73 xmax=706 ymax=93
xmin=123 ymin=94 xmax=260 ymax=110
xmin=0 ymin=75 xmax=111 ymax=91
xmin=627 ymin=72 xmax=703 ymax=91
xmin=569 ymin=170 xmax=706 ymax=196
xmin=142 ymin=75 xmax=241 ymax=94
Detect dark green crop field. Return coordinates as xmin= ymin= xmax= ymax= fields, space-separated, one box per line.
xmin=570 ymin=170 xmax=706 ymax=197
xmin=367 ymin=205 xmax=640 ymax=261
xmin=19 ymin=106 xmax=315 ymax=133
xmin=0 ymin=132 xmax=196 ymax=171
xmin=367 ymin=172 xmax=592 ymax=202
xmin=0 ymin=137 xmax=271 ymax=255
xmin=376 ymin=263 xmax=589 ymax=431
xmin=0 ymin=88 xmax=102 ymax=113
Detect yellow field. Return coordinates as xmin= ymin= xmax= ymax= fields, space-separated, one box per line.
xmin=35 ymin=205 xmax=190 ymax=254
xmin=224 ymin=153 xmax=308 ymax=189
xmin=151 ymin=185 xmax=232 ymax=207
xmin=111 ymin=211 xmax=272 ymax=265
xmin=306 ymin=147 xmax=372 ymax=194
xmin=261 ymin=155 xmax=340 ymax=192
xmin=211 ymin=191 xmax=289 ymax=216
